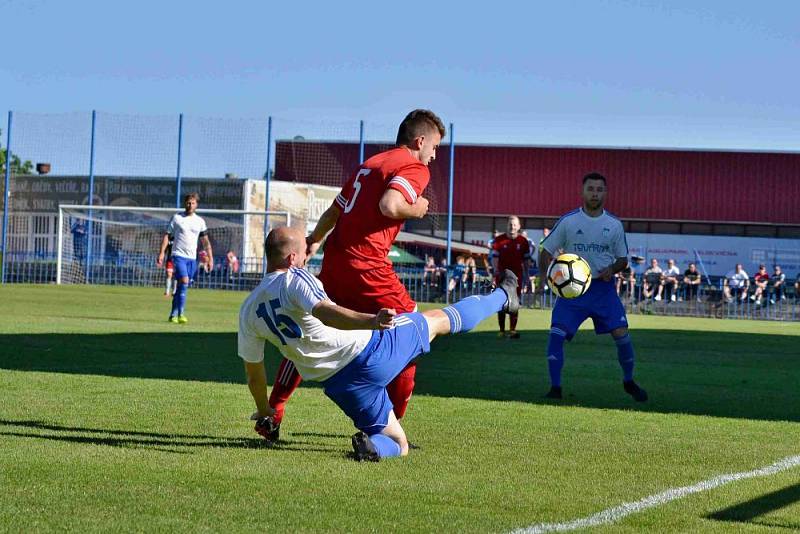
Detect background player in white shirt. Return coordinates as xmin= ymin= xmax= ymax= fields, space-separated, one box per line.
xmin=239 ymin=226 xmax=519 ymax=461
xmin=538 ymin=173 xmax=647 ymax=402
xmin=156 ymin=193 xmax=213 ymax=323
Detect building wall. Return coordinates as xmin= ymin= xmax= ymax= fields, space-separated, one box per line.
xmin=275 ymin=141 xmax=800 ymax=225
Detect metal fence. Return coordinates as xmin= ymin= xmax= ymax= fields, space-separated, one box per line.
xmin=2 ymin=110 xmax=799 ymax=322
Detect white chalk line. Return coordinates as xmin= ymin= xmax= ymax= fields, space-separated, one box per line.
xmin=508 ymin=454 xmax=800 ymax=534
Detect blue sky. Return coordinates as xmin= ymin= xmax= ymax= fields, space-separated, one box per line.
xmin=2 ymin=0 xmax=799 ymax=175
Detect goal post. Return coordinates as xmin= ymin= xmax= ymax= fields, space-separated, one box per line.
xmin=56 ymin=204 xmax=291 ymax=287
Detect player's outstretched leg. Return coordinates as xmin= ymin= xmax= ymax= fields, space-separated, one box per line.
xmin=612 ymin=329 xmax=648 ymax=402
xmin=440 ymin=270 xmax=518 ymax=335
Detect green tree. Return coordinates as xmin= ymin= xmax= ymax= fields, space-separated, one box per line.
xmin=0 ymin=128 xmax=34 ymax=175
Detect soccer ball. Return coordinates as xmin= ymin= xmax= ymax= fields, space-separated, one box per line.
xmin=547 ymin=253 xmax=592 ymax=298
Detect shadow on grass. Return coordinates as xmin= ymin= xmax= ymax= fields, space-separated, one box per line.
xmin=0 ymin=419 xmax=342 ymax=455
xmin=0 ymin=328 xmax=798 ymax=422
xmin=707 ymin=482 xmax=800 ymax=530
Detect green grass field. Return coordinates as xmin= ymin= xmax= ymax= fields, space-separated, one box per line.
xmin=1 ymin=284 xmax=799 ymax=532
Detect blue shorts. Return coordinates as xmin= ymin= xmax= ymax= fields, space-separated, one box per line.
xmin=322 ymin=312 xmax=430 ymax=435
xmin=172 ymin=255 xmax=197 ymax=281
xmin=551 ymin=279 xmax=628 ymax=340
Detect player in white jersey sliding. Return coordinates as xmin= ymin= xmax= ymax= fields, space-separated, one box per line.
xmin=538 ymin=172 xmax=648 ymax=402
xmin=156 ymin=193 xmax=213 ymax=323
xmin=239 ymin=226 xmax=519 ymax=461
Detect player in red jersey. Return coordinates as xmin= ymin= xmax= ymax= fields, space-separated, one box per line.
xmin=490 ymin=215 xmax=531 ymax=339
xmin=261 ymin=110 xmax=446 ymax=441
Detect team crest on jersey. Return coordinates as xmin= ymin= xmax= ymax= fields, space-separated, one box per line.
xmin=576 ymin=229 xmax=584 ymax=235
xmin=603 ymin=227 xmax=610 ymax=237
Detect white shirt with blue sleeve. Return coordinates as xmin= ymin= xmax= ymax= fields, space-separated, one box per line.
xmin=541 ymin=208 xmax=628 ymax=277
xmin=238 ymin=267 xmax=372 ymax=382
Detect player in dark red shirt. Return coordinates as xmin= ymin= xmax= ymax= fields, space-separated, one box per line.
xmin=490 ymin=216 xmax=531 ymax=339
xmin=262 ymin=110 xmax=446 ymax=441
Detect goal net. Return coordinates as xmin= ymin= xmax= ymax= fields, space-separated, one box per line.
xmin=57 ymin=205 xmax=290 ymax=289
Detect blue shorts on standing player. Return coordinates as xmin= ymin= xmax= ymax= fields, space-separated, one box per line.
xmin=551 ymin=278 xmax=627 ymax=339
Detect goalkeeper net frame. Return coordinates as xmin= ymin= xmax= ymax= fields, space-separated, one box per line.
xmin=56 ymin=204 xmax=291 ymax=287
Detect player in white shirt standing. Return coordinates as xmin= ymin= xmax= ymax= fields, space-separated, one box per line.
xmin=157 ymin=193 xmax=213 ymax=323
xmin=538 ymin=173 xmax=647 ymax=402
xmin=239 ymin=226 xmax=519 ymax=461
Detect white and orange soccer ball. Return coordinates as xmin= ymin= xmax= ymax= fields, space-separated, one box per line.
xmin=547 ymin=253 xmax=592 ymax=298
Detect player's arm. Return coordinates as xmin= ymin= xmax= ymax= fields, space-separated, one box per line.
xmin=200 ymin=233 xmax=213 ymax=270
xmin=536 ymin=247 xmax=553 ymax=293
xmin=306 ymin=201 xmax=341 ymax=256
xmin=157 ymin=233 xmax=170 ymax=266
xmin=379 ymin=189 xmax=429 ymax=220
xmin=312 ymin=300 xmax=395 ymax=330
xmin=598 ymin=257 xmax=628 ymax=282
xmin=244 ymin=361 xmax=274 ymax=418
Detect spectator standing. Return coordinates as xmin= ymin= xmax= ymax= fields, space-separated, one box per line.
xmin=70 ymin=218 xmax=87 ymax=261
xmin=683 ymin=262 xmax=702 ymax=301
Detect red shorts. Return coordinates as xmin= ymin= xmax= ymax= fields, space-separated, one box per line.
xmin=166 ymin=259 xmax=174 ymax=273
xmin=319 ymin=263 xmax=416 ymax=314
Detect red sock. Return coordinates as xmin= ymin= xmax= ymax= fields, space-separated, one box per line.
xmin=269 ymin=357 xmax=302 ymax=424
xmin=497 ymin=311 xmax=506 ymax=331
xmin=510 ymin=312 xmax=519 ymax=331
xmin=386 ymin=362 xmax=417 ymax=419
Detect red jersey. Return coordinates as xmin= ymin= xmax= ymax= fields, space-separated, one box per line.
xmin=318 ymin=147 xmax=429 ymax=313
xmin=324 ymin=147 xmax=429 ymax=270
xmin=491 ymin=234 xmax=531 ymax=275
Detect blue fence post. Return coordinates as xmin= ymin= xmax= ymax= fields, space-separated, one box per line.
xmin=358 ymin=120 xmax=365 ymax=163
xmin=1 ymin=111 xmax=13 ymax=284
xmin=175 ymin=113 xmax=184 ymax=208
xmin=262 ymin=116 xmax=273 ymax=275
xmin=85 ymin=110 xmax=97 ymax=284
xmin=445 ymin=123 xmax=455 ymax=304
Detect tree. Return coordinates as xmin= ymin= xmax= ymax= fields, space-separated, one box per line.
xmin=0 ymin=128 xmax=34 ymax=175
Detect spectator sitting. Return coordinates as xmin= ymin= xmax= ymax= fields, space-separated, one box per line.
xmin=643 ymin=258 xmax=664 ymax=301
xmin=663 ymin=258 xmax=681 ymax=302
xmin=464 ymin=255 xmax=477 ymax=291
xmin=448 ymin=255 xmax=467 ymax=296
xmin=795 ymin=274 xmax=800 ymax=301
xmin=770 ymin=265 xmax=786 ymax=304
xmin=723 ymin=263 xmax=750 ymax=303
xmin=683 ymin=262 xmax=702 ymax=301
xmin=616 ymin=264 xmax=635 ymax=300
xmin=750 ymin=264 xmax=769 ymax=306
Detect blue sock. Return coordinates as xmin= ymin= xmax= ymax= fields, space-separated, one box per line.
xmin=174 ymin=282 xmax=188 ymax=316
xmin=614 ymin=333 xmax=635 ymax=382
xmin=170 ymin=283 xmax=182 ymax=317
xmin=441 ymin=289 xmax=507 ymax=334
xmin=369 ymin=434 xmax=402 ymax=458
xmin=547 ymin=328 xmax=566 ymax=387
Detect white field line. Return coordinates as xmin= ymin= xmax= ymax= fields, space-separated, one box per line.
xmin=508 ymin=455 xmax=800 ymax=534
